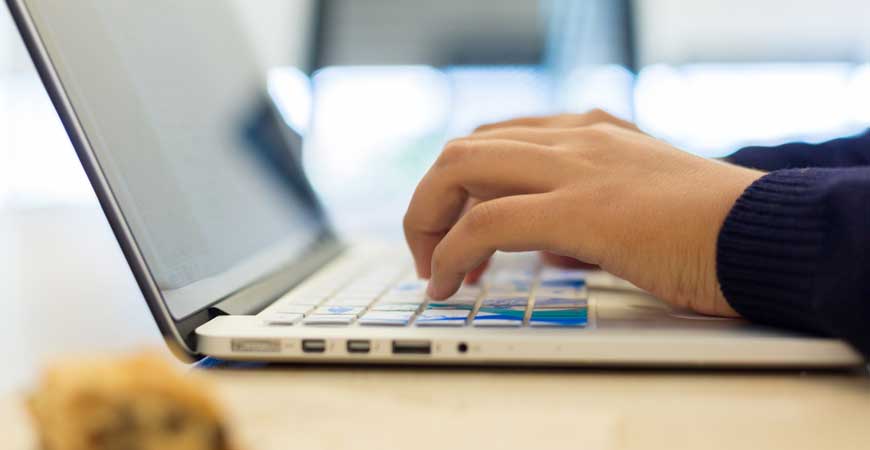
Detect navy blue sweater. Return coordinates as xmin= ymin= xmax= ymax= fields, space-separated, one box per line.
xmin=720 ymin=130 xmax=870 ymax=358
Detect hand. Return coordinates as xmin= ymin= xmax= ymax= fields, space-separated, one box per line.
xmin=463 ymin=109 xmax=641 ymax=281
xmin=474 ymin=108 xmax=642 ymax=134
xmin=403 ymin=121 xmax=763 ymax=317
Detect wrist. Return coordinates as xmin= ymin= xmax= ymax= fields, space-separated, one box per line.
xmin=698 ymin=164 xmax=764 ymax=316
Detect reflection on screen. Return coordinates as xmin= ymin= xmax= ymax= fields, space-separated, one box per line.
xmin=27 ymin=0 xmax=328 ymax=318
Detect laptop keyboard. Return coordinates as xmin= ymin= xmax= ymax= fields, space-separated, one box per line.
xmin=259 ymin=254 xmax=589 ymax=328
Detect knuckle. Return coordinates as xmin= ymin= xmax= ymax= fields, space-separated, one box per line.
xmin=402 ymin=210 xmax=414 ymax=231
xmin=586 ymin=108 xmax=611 ymax=121
xmin=462 ymin=202 xmax=499 ymax=234
xmin=576 ymin=123 xmax=613 ymax=142
xmin=437 ymin=139 xmax=472 ymax=168
xmin=473 ymin=123 xmax=495 ymax=133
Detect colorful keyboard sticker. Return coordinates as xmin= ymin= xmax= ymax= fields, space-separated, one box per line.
xmin=359 ymin=311 xmax=414 ymax=326
xmin=533 ymin=297 xmax=587 ymax=309
xmin=371 ymin=303 xmax=420 ymax=312
xmin=392 ymin=280 xmax=428 ymax=292
xmin=426 ymin=300 xmax=475 ymax=310
xmin=315 ymin=305 xmax=364 ymax=316
xmin=538 ymin=278 xmax=587 ymax=289
xmin=415 ymin=309 xmax=470 ymax=327
xmin=528 ymin=309 xmax=587 ymax=327
xmin=481 ymin=297 xmax=528 ymax=308
xmin=487 ymin=279 xmax=534 ymax=293
xmin=472 ymin=308 xmax=525 ymax=327
xmin=378 ymin=295 xmax=426 ymax=305
xmin=325 ymin=296 xmax=374 ymax=306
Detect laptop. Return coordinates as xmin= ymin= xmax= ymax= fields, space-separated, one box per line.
xmin=8 ymin=0 xmax=862 ymax=367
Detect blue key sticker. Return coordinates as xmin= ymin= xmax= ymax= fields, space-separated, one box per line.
xmin=533 ymin=297 xmax=587 ymax=309
xmin=323 ymin=306 xmax=358 ymax=314
xmin=474 ymin=308 xmax=526 ymax=321
xmin=539 ymin=279 xmax=587 ymax=289
xmin=481 ymin=297 xmax=528 ymax=308
xmin=529 ymin=308 xmax=587 ymax=327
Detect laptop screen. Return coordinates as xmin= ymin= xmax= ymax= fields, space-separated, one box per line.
xmin=22 ymin=0 xmax=330 ymax=319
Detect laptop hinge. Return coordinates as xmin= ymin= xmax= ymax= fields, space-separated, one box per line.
xmin=209 ymin=238 xmax=346 ymax=316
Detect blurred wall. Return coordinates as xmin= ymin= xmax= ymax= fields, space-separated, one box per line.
xmin=1 ymin=1 xmax=316 ymax=74
xmin=313 ymin=0 xmax=544 ymax=67
xmin=635 ymin=0 xmax=870 ymax=65
xmin=229 ymin=0 xmax=316 ymax=70
xmin=0 ymin=6 xmax=28 ymax=74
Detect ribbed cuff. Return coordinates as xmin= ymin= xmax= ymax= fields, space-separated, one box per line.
xmin=716 ymin=169 xmax=832 ymax=335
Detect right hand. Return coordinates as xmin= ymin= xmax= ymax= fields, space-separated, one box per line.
xmin=403 ymin=117 xmax=763 ymax=316
xmin=464 ymin=109 xmax=642 ymax=283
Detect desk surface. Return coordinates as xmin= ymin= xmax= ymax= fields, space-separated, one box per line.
xmin=2 ymin=205 xmax=869 ymax=450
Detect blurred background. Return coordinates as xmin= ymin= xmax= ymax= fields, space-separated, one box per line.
xmin=2 ymin=0 xmax=870 ymax=237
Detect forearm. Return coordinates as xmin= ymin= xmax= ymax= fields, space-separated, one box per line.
xmin=727 ymin=130 xmax=870 ymax=171
xmin=717 ymin=167 xmax=870 ymax=358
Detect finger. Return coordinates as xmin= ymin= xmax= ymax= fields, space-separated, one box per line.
xmin=427 ymin=194 xmax=558 ymax=299
xmin=404 ymin=139 xmax=560 ymax=278
xmin=461 ymin=198 xmax=490 ymax=284
xmin=464 ymin=258 xmax=490 ymax=284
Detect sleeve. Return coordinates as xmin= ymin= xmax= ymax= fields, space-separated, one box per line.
xmin=726 ymin=129 xmax=870 ymax=171
xmin=716 ymin=167 xmax=870 ymax=358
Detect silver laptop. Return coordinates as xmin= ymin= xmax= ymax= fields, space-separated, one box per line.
xmin=8 ymin=0 xmax=862 ymax=367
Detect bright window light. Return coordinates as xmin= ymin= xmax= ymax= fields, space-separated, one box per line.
xmin=635 ymin=63 xmax=868 ymax=157
xmin=558 ymin=64 xmax=634 ymax=120
xmin=267 ymin=66 xmax=312 ymax=135
xmin=307 ymin=66 xmax=450 ymax=180
xmin=2 ymin=74 xmax=93 ymax=207
xmin=443 ymin=65 xmax=553 ymax=136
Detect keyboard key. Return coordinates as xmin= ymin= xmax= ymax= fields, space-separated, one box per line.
xmin=378 ymin=295 xmax=426 ymax=305
xmin=450 ymin=285 xmax=483 ymax=300
xmin=415 ymin=309 xmax=470 ymax=327
xmin=538 ymin=278 xmax=586 ymax=289
xmin=487 ymin=280 xmax=533 ymax=293
xmin=533 ymin=297 xmax=587 ymax=309
xmin=472 ymin=308 xmax=525 ymax=327
xmin=486 ymin=269 xmax=536 ymax=283
xmin=324 ymin=297 xmax=373 ymax=306
xmin=371 ymin=303 xmax=420 ymax=312
xmin=481 ymin=297 xmax=528 ymax=308
xmin=273 ymin=304 xmax=314 ymax=314
xmin=359 ymin=311 xmax=414 ymax=326
xmin=392 ymin=280 xmax=427 ymax=293
xmin=280 ymin=296 xmax=326 ymax=305
xmin=529 ymin=309 xmax=587 ymax=327
xmin=426 ymin=303 xmax=474 ymax=311
xmin=426 ymin=297 xmax=477 ymax=309
xmin=262 ymin=313 xmax=303 ymax=325
xmin=335 ymin=286 xmax=384 ymax=296
xmin=535 ymin=287 xmax=583 ymax=298
xmin=289 ymin=286 xmax=339 ymax=297
xmin=303 ymin=314 xmax=356 ymax=325
xmin=539 ymin=268 xmax=587 ymax=281
xmin=314 ymin=305 xmax=365 ymax=316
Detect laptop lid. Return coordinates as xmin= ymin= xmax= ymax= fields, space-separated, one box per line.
xmin=7 ymin=0 xmax=345 ymax=359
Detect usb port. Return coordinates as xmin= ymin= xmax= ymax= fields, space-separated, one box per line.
xmin=346 ymin=340 xmax=371 ymax=354
xmin=301 ymin=339 xmax=326 ymax=353
xmin=392 ymin=340 xmax=431 ymax=355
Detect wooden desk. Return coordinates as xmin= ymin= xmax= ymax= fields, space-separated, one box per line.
xmin=2 ymin=205 xmax=869 ymax=450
